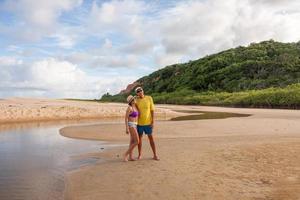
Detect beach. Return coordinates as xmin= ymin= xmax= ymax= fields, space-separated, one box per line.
xmin=0 ymin=98 xmax=181 ymax=124
xmin=1 ymin=98 xmax=299 ymax=199
xmin=60 ymin=105 xmax=300 ymax=200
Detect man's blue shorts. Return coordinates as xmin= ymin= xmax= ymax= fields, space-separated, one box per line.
xmin=137 ymin=125 xmax=152 ymax=135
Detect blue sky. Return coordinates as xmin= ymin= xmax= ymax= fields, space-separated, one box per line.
xmin=1 ymin=0 xmax=300 ymax=98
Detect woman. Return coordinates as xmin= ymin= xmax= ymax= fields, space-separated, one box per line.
xmin=124 ymin=95 xmax=139 ymax=161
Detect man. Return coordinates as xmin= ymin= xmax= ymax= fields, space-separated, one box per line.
xmin=135 ymin=87 xmax=159 ymax=160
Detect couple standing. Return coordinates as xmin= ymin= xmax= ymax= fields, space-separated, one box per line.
xmin=124 ymin=87 xmax=159 ymax=161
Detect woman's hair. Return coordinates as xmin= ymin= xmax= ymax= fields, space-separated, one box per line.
xmin=128 ymin=99 xmax=134 ymax=106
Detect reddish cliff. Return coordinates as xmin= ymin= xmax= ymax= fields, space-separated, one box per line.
xmin=119 ymin=82 xmax=140 ymax=94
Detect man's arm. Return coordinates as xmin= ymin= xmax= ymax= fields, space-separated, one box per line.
xmin=151 ymin=110 xmax=154 ymax=128
xmin=150 ymin=96 xmax=155 ymax=128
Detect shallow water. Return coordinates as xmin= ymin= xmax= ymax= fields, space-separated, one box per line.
xmin=0 ymin=120 xmax=122 ymax=200
xmin=170 ymin=110 xmax=251 ymax=121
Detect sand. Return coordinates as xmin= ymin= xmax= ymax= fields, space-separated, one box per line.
xmin=1 ymin=98 xmax=299 ymax=199
xmin=0 ymin=98 xmax=182 ymax=124
xmin=60 ymin=105 xmax=300 ymax=200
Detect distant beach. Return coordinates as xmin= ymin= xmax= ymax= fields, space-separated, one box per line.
xmin=0 ymin=98 xmax=182 ymax=124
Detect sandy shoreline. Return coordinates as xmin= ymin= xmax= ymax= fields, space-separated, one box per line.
xmin=60 ymin=105 xmax=300 ymax=200
xmin=0 ymin=98 xmax=183 ymax=124
xmin=1 ymin=98 xmax=299 ymax=199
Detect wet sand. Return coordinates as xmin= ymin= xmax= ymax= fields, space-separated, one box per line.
xmin=60 ymin=105 xmax=300 ymax=200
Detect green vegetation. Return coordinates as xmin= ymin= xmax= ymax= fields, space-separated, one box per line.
xmin=101 ymin=40 xmax=300 ymax=109
xmin=101 ymin=93 xmax=126 ymax=103
xmin=151 ymin=83 xmax=300 ymax=109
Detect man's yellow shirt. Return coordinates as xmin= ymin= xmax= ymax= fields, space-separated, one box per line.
xmin=135 ymin=95 xmax=154 ymax=126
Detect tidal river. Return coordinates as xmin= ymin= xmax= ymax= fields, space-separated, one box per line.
xmin=0 ymin=120 xmax=120 ymax=200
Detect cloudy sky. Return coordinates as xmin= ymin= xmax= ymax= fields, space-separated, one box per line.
xmin=1 ymin=0 xmax=300 ymax=99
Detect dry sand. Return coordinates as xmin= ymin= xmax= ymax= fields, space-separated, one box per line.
xmin=0 ymin=98 xmax=181 ymax=124
xmin=60 ymin=105 xmax=300 ymax=200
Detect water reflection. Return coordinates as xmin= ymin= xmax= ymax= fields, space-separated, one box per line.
xmin=0 ymin=118 xmax=124 ymax=132
xmin=0 ymin=119 xmax=119 ymax=200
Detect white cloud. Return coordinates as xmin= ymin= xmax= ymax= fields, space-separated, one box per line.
xmin=70 ymin=0 xmax=158 ymax=68
xmin=2 ymin=0 xmax=83 ymax=42
xmin=0 ymin=56 xmax=30 ymax=90
xmin=62 ymin=36 xmax=141 ymax=69
xmin=103 ymin=38 xmax=113 ymax=49
xmin=156 ymin=0 xmax=300 ymax=61
xmin=64 ymin=51 xmax=140 ymax=69
xmin=0 ymin=57 xmax=137 ymax=98
xmin=29 ymin=58 xmax=86 ymax=90
xmin=0 ymin=56 xmax=23 ymax=66
xmin=26 ymin=58 xmax=134 ymax=98
xmin=90 ymin=55 xmax=139 ymax=68
xmin=4 ymin=0 xmax=82 ymax=28
xmin=65 ymin=52 xmax=93 ymax=64
xmin=81 ymin=0 xmax=300 ymax=68
xmin=121 ymin=40 xmax=154 ymax=55
xmin=86 ymin=0 xmax=157 ymax=47
xmin=88 ymin=0 xmax=147 ymax=32
xmin=53 ymin=32 xmax=77 ymax=49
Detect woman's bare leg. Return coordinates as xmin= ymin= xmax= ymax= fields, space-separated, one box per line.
xmin=129 ymin=137 xmax=134 ymax=160
xmin=124 ymin=136 xmax=133 ymax=161
xmin=124 ymin=127 xmax=139 ymax=161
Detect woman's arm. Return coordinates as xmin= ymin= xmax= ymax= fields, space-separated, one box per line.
xmin=125 ymin=107 xmax=131 ymax=134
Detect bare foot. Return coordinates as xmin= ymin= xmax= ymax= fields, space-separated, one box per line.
xmin=137 ymin=155 xmax=142 ymax=160
xmin=153 ymin=156 xmax=160 ymax=161
xmin=123 ymin=154 xmax=128 ymax=162
xmin=129 ymin=158 xmax=136 ymax=161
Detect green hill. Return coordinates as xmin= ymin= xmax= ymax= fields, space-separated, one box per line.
xmin=101 ymin=40 xmax=300 ymax=109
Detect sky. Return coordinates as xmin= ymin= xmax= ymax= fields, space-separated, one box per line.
xmin=0 ymin=0 xmax=300 ymax=99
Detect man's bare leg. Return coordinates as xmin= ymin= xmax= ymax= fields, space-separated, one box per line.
xmin=148 ymin=134 xmax=159 ymax=160
xmin=137 ymin=134 xmax=143 ymax=159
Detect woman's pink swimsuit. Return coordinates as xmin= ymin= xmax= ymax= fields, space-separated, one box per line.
xmin=129 ymin=111 xmax=138 ymax=118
